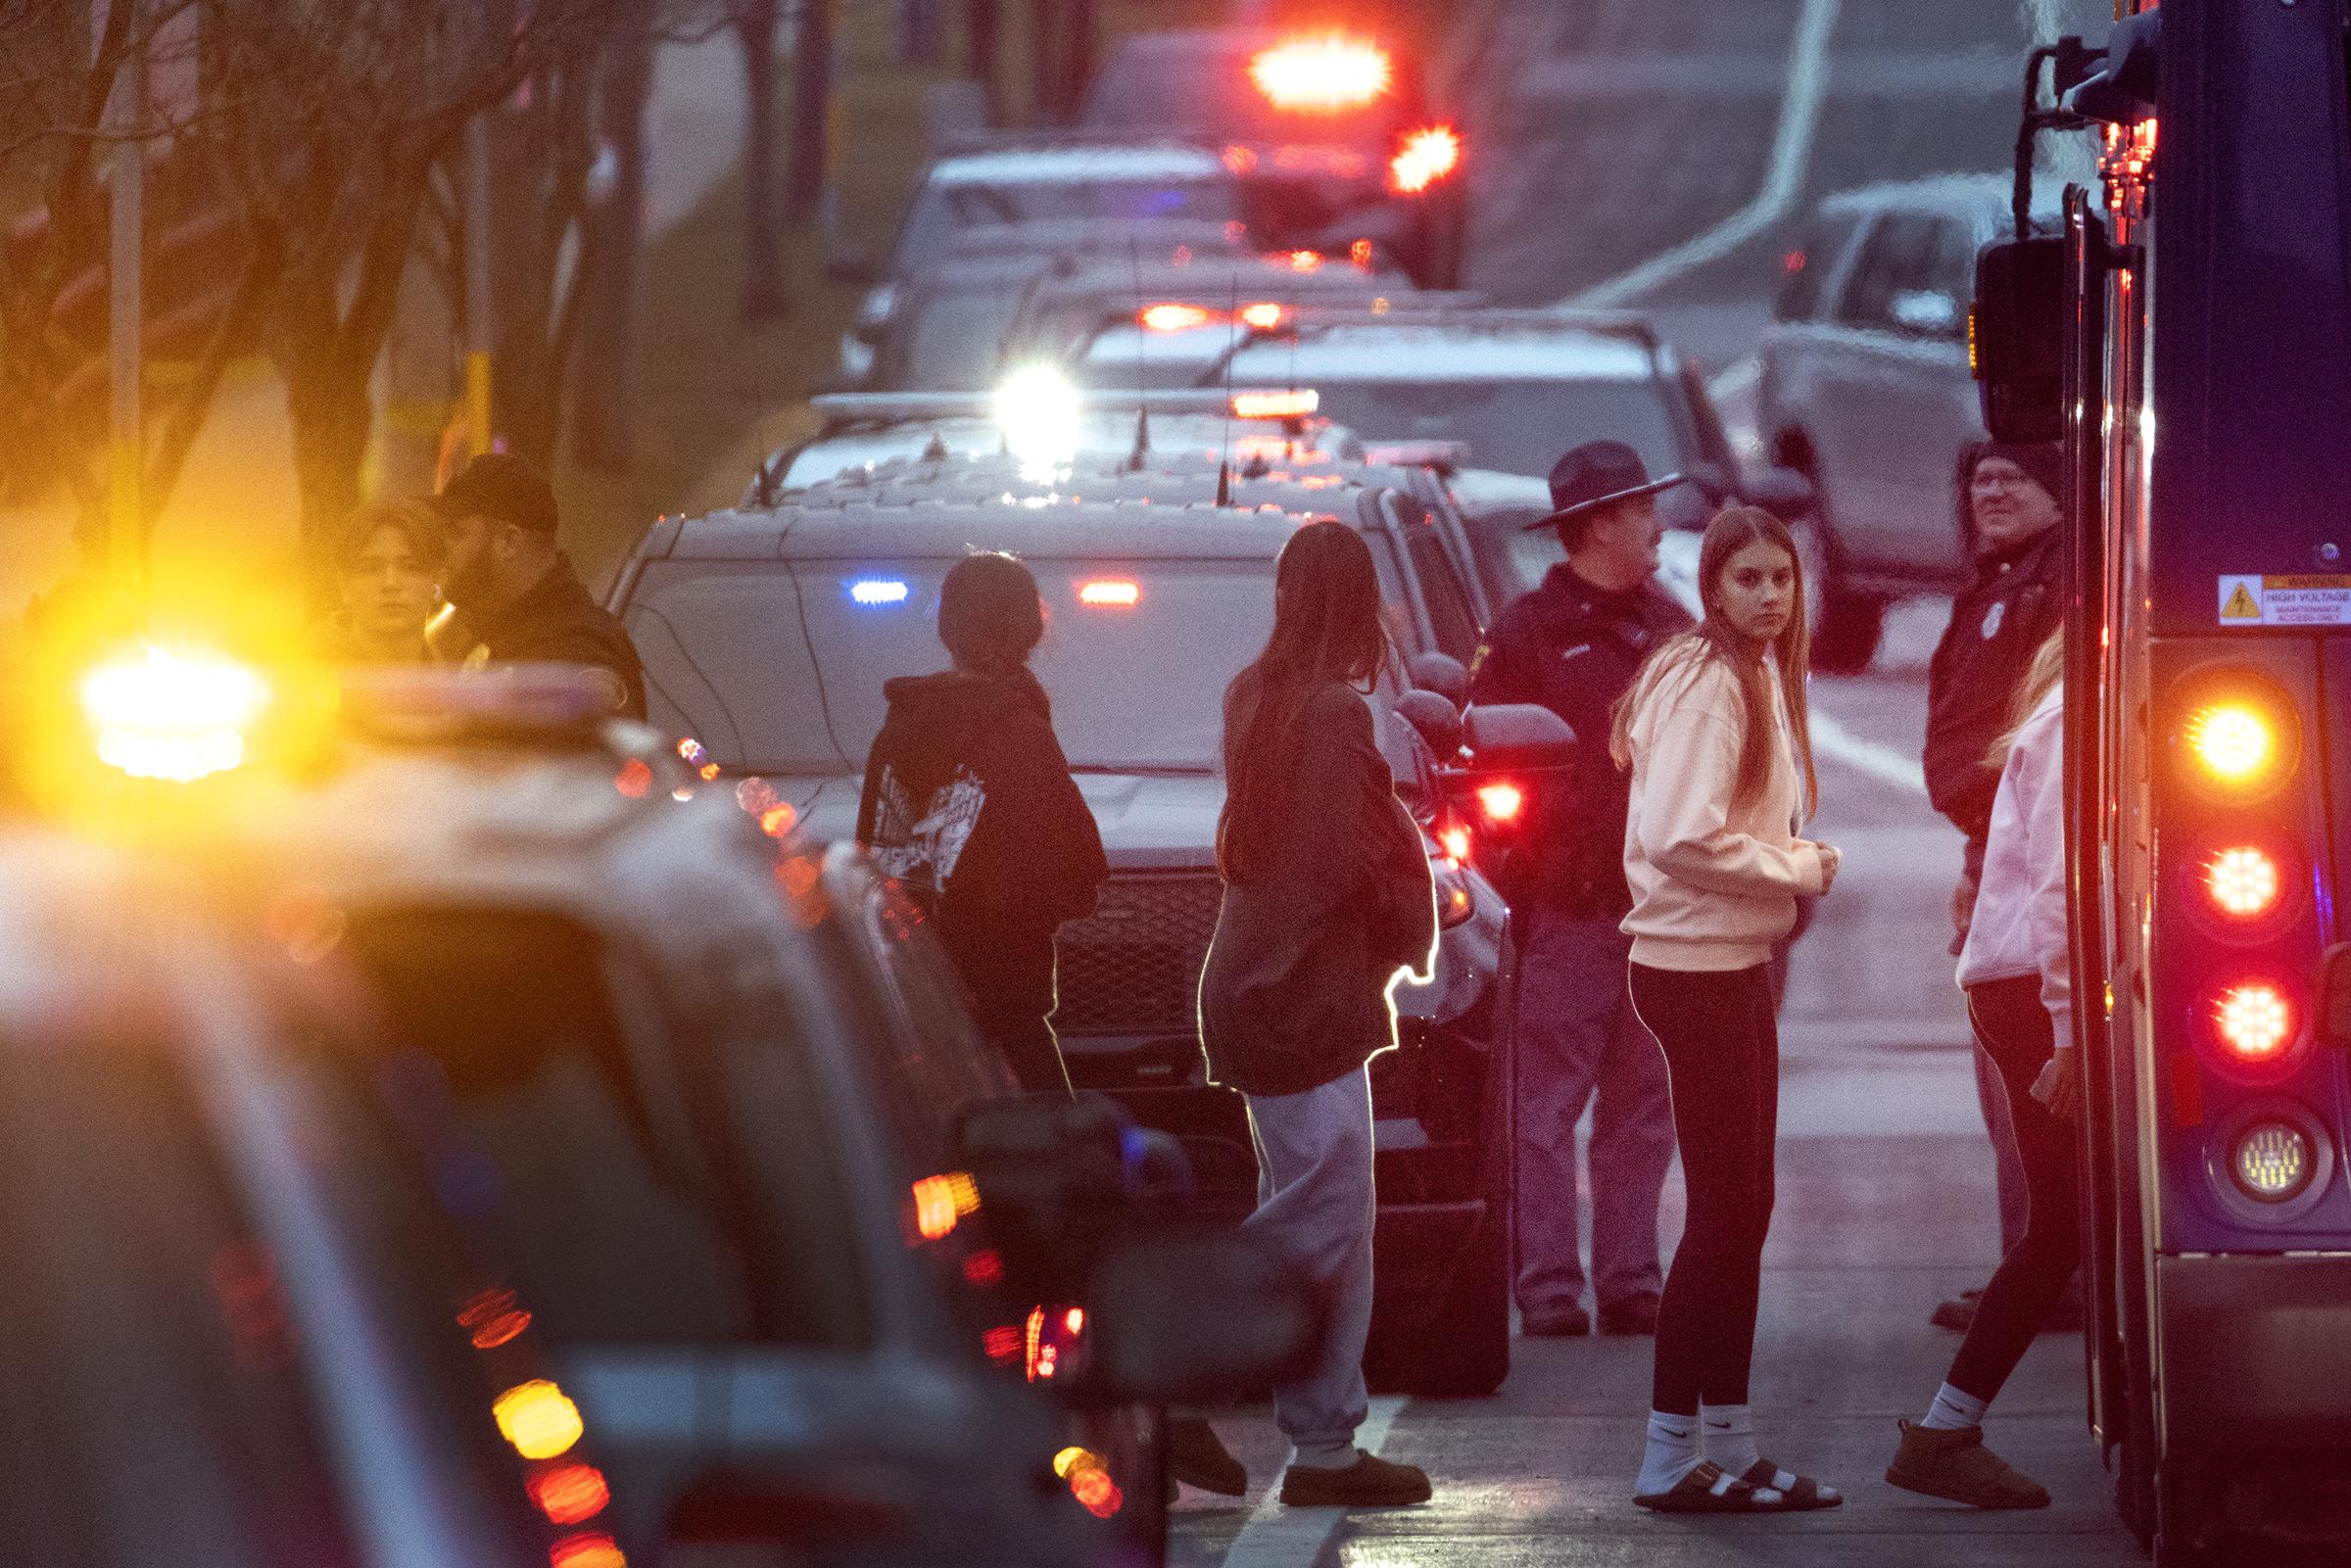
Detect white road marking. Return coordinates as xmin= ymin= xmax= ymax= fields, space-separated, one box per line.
xmin=1570 ymin=0 xmax=1843 ymax=309
xmin=1220 ymin=1395 xmax=1408 ymax=1568
xmin=1809 ymin=709 xmax=1928 ymax=795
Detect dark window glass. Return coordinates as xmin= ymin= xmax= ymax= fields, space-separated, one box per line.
xmin=0 ymin=1047 xmax=365 ymax=1568
xmin=1835 ymin=214 xmax=1939 ymax=330
xmin=1398 ymin=508 xmax=1478 ymax=666
xmin=344 ymin=908 xmax=867 ymax=1349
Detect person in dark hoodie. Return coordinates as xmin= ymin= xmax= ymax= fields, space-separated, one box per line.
xmin=1197 ymin=519 xmax=1437 ymax=1509
xmin=857 ymin=551 xmax=1108 ymax=1094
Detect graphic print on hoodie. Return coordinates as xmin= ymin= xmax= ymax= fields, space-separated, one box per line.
xmin=856 ymin=667 xmax=1108 ymax=1034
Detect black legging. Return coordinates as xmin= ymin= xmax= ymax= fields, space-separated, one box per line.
xmin=1945 ymin=974 xmax=2081 ymax=1401
xmin=1629 ymin=961 xmax=1779 ymax=1417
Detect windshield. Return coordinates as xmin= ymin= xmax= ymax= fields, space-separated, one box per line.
xmin=1253 ymin=376 xmax=1684 ymax=479
xmin=893 ymin=178 xmax=1242 ymax=271
xmin=626 ymin=556 xmax=1274 ymax=774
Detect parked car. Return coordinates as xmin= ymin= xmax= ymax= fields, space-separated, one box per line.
xmin=1080 ymin=28 xmax=1467 ymax=287
xmin=0 ymin=831 xmax=604 ymax=1568
xmin=855 ymin=218 xmax=1249 ymax=391
xmin=609 ymin=463 xmax=1572 ymax=1398
xmin=1756 ymin=173 xmax=2061 ymax=668
xmin=838 ymin=132 xmax=1252 ymax=383
xmin=140 ymin=666 xmax=1311 ymax=1567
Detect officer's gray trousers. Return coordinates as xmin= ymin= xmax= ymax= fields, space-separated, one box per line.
xmin=1242 ymin=1065 xmax=1374 ymax=1450
xmin=1513 ymin=915 xmax=1674 ymax=1318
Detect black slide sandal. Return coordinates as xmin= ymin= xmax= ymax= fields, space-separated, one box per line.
xmin=1633 ymin=1460 xmax=1787 ymax=1514
xmin=1740 ymin=1460 xmax=1844 ymax=1509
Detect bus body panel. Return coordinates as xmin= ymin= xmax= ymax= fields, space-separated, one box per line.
xmin=2155 ymin=1253 xmax=2351 ymax=1459
xmin=2145 ymin=0 xmax=2351 ymax=634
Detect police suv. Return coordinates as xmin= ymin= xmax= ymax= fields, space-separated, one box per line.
xmin=611 ymin=434 xmax=1577 ymax=1398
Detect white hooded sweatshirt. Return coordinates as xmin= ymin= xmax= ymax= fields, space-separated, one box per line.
xmin=1955 ymin=686 xmax=2070 ymax=1040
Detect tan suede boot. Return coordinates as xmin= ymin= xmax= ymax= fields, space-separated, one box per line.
xmin=1885 ymin=1419 xmax=2051 ymax=1509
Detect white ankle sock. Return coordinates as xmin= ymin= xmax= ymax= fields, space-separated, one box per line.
xmin=1700 ymin=1402 xmax=1760 ymax=1476
xmin=1635 ymin=1410 xmax=1701 ymax=1497
xmin=1291 ymin=1438 xmax=1357 ymax=1469
xmin=1922 ymin=1383 xmax=1989 ymax=1432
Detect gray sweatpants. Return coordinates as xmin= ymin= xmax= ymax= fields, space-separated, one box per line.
xmin=1242 ymin=1065 xmax=1375 ymax=1450
xmin=1513 ymin=916 xmax=1674 ymax=1318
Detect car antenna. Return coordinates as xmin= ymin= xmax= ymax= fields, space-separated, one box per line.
xmin=1127 ymin=237 xmax=1151 ymax=471
xmin=1215 ymin=268 xmax=1239 ymax=505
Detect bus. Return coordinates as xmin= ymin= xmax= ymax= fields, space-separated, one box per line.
xmin=1973 ymin=4 xmax=2351 ymax=1562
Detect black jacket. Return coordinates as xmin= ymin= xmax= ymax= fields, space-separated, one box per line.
xmin=857 ymin=668 xmax=1108 ymax=1035
xmin=462 ymin=558 xmax=648 ymax=720
xmin=1198 ymin=683 xmax=1436 ymax=1098
xmin=1466 ymin=564 xmax=1693 ymax=919
xmin=1925 ymin=526 xmax=2065 ymax=866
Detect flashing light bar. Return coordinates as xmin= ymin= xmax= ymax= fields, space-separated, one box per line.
xmin=1078 ymin=580 xmax=1141 ymax=607
xmin=848 ymin=578 xmax=911 ymax=605
xmin=815 ymin=388 xmax=1264 ymax=424
xmin=1287 ymin=249 xmax=1325 ymax=273
xmin=1137 ymin=302 xmax=1215 ymax=332
xmin=1250 ymin=36 xmax=1394 ymax=112
xmin=1239 ymin=301 xmax=1287 ymax=330
xmin=1231 ymin=389 xmax=1319 ymax=420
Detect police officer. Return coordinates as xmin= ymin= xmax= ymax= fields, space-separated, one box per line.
xmin=432 ymin=453 xmax=648 ymax=719
xmin=1470 ymin=441 xmax=1693 ymax=1337
xmin=1923 ymin=440 xmax=2068 ymax=1332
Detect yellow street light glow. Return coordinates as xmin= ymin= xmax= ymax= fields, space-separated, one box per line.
xmin=79 ymin=645 xmax=270 ymax=782
xmin=2185 ymin=701 xmax=2275 ymax=784
xmin=2205 ymin=846 xmax=2281 ymax=919
xmin=492 ymin=1379 xmax=585 ymax=1460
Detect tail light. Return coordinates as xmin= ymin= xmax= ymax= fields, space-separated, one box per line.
xmin=1389 ymin=125 xmax=1462 ymax=194
xmin=2212 ymin=981 xmax=2295 ymax=1066
xmin=2202 ymin=845 xmax=2282 ymax=921
xmin=1432 ymin=859 xmax=1476 ymax=928
xmin=1475 ymin=781 xmax=1523 ymax=823
xmin=2231 ymin=1120 xmax=2318 ymax=1202
xmin=2177 ymin=679 xmax=2296 ymax=799
xmin=1437 ymin=824 xmax=1470 ymax=865
xmin=1025 ymin=1304 xmax=1087 ymax=1383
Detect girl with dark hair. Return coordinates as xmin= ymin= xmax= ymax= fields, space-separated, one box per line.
xmin=1610 ymin=505 xmax=1844 ymax=1513
xmin=1196 ymin=519 xmax=1437 ymax=1509
xmin=858 ymin=551 xmax=1107 ymax=1093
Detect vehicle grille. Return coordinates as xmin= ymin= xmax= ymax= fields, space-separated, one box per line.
xmin=1053 ymin=873 xmax=1222 ymax=1037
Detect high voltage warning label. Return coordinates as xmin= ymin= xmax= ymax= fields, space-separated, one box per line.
xmin=2219 ymin=574 xmax=2351 ymax=625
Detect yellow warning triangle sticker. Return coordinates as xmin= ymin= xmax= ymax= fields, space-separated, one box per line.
xmin=2222 ymin=582 xmax=2262 ymax=619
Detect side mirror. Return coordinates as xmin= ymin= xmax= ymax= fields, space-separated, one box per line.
xmin=1892 ymin=288 xmax=1963 ymax=338
xmin=1074 ymin=1227 xmax=1320 ymax=1406
xmin=1742 ymin=463 xmax=1817 ymax=520
xmin=953 ymin=1093 xmax=1192 ymax=1297
xmin=1407 ymin=650 xmax=1469 ymax=707
xmin=1971 ymin=236 xmax=2066 ymax=444
xmin=1461 ymin=702 xmax=1576 ymax=774
xmin=1395 ymin=689 xmax=1463 ymax=758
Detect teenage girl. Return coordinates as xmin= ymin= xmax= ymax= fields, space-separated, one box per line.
xmin=1611 ymin=505 xmax=1844 ymax=1513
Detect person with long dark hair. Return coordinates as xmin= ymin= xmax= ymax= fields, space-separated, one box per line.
xmin=1610 ymin=505 xmax=1843 ymax=1513
xmin=858 ymin=551 xmax=1107 ymax=1093
xmin=1197 ymin=519 xmax=1436 ymax=1509
xmin=1887 ymin=634 xmax=2077 ymax=1508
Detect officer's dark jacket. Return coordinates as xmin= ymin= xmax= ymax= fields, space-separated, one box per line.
xmin=1467 ymin=564 xmax=1692 ymax=920
xmin=1198 ymin=683 xmax=1435 ymax=1099
xmin=858 ymin=667 xmax=1108 ymax=1038
xmin=463 ymin=557 xmax=648 ymax=720
xmin=1925 ymin=525 xmax=2064 ymax=861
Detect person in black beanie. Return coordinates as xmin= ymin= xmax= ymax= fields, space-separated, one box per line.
xmin=1921 ymin=440 xmax=2072 ymax=1333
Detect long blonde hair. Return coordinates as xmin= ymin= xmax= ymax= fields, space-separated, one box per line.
xmin=1609 ymin=505 xmax=1818 ymax=821
xmin=1986 ymin=632 xmax=2065 ymax=769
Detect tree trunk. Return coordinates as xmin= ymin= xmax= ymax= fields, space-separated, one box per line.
xmin=734 ymin=0 xmax=786 ymax=317
xmin=783 ymin=0 xmax=833 ymax=225
xmin=569 ymin=28 xmax=655 ymax=472
xmin=1028 ymin=0 xmax=1057 ymax=123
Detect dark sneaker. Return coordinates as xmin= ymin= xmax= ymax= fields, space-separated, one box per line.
xmin=1166 ymin=1415 xmax=1247 ymax=1497
xmin=1930 ymin=1287 xmax=1985 ymax=1331
xmin=1885 ymin=1420 xmax=2051 ymax=1509
xmin=1279 ymin=1450 xmax=1432 ymax=1507
xmin=1521 ymin=1304 xmax=1591 ymax=1337
xmin=1599 ymin=1296 xmax=1660 ymax=1336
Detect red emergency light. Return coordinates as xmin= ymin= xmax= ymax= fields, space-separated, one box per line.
xmin=1250 ymin=36 xmax=1393 ymax=113
xmin=1389 ymin=125 xmax=1462 ymax=194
